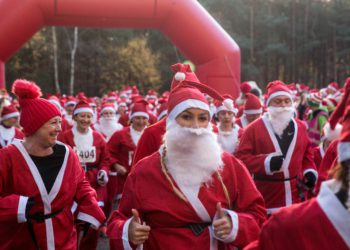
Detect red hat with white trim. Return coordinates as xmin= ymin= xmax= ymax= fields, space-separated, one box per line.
xmin=47 ymin=95 xmax=61 ymax=109
xmin=329 ymin=77 xmax=350 ymax=130
xmin=170 ymin=63 xmax=200 ymax=90
xmin=65 ymin=96 xmax=77 ymax=107
xmin=157 ymin=98 xmax=168 ymax=121
xmin=73 ymin=101 xmax=93 ymax=116
xmin=1 ymin=104 xmax=20 ymax=121
xmin=167 ymin=81 xmax=228 ymax=123
xmin=266 ymin=80 xmax=293 ymax=106
xmin=215 ymin=95 xmax=237 ymax=115
xmin=100 ymin=102 xmax=115 ymax=115
xmin=328 ymin=82 xmax=339 ymax=92
xmin=130 ymin=100 xmax=149 ymax=120
xmin=12 ymin=79 xmax=61 ymax=136
xmin=244 ymin=93 xmax=262 ymax=115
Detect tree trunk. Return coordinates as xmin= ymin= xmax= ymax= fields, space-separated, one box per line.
xmin=249 ymin=0 xmax=255 ymax=63
xmin=52 ymin=27 xmax=61 ymax=93
xmin=69 ymin=27 xmax=79 ymax=95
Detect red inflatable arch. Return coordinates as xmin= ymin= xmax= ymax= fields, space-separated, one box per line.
xmin=0 ymin=0 xmax=240 ymax=97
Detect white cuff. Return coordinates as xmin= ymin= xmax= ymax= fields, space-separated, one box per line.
xmin=303 ymin=169 xmax=318 ymax=180
xmin=122 ymin=217 xmax=144 ymax=250
xmin=77 ymin=212 xmax=101 ymax=229
xmin=264 ymin=152 xmax=282 ymax=175
xmin=211 ymin=209 xmax=239 ymax=243
xmin=17 ymin=196 xmax=29 ymax=223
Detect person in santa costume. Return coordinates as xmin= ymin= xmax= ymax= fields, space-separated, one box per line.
xmin=132 ymin=63 xmax=201 ymax=166
xmin=63 ymin=96 xmax=77 ymax=128
xmin=245 ymin=92 xmax=350 ymax=250
xmin=48 ymin=95 xmax=72 ymax=133
xmin=215 ymin=96 xmax=243 ymax=155
xmin=107 ymin=81 xmax=266 ymax=250
xmin=58 ymin=100 xmax=110 ymax=250
xmin=236 ymin=80 xmax=317 ymax=215
xmin=0 ymin=104 xmax=23 ymax=148
xmin=94 ymin=102 xmax=123 ymax=142
xmin=0 ymin=79 xmax=105 ymax=250
xmin=236 ymin=93 xmax=263 ymax=129
xmin=106 ymin=100 xmax=149 ymax=216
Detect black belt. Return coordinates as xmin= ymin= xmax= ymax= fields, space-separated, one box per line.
xmin=184 ymin=222 xmax=212 ymax=236
xmin=254 ymin=175 xmax=297 ymax=182
xmin=27 ymin=208 xmax=63 ymax=249
xmin=81 ymin=163 xmax=97 ymax=172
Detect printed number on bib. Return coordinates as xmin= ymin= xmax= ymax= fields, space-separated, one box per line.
xmin=74 ymin=146 xmax=96 ymax=163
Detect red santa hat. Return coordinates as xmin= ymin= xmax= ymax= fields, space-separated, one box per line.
xmin=244 ymin=93 xmax=263 ymax=115
xmin=47 ymin=95 xmax=61 ymax=109
xmin=240 ymin=82 xmax=252 ymax=94
xmin=1 ymin=104 xmax=20 ymax=121
xmin=73 ymin=101 xmax=93 ymax=116
xmin=100 ymin=102 xmax=115 ymax=115
xmin=12 ymin=79 xmax=61 ymax=136
xmin=167 ymin=80 xmax=227 ymax=123
xmin=65 ymin=96 xmax=77 ymax=107
xmin=107 ymin=92 xmax=118 ymax=102
xmin=266 ymin=80 xmax=293 ymax=105
xmin=329 ymin=77 xmax=350 ymax=130
xmin=132 ymin=86 xmax=139 ymax=95
xmin=338 ymin=106 xmax=350 ymax=162
xmin=170 ymin=63 xmax=200 ymax=90
xmin=130 ymin=100 xmax=149 ymax=120
xmin=215 ymin=95 xmax=237 ymax=115
xmin=87 ymin=97 xmax=97 ymax=107
xmin=146 ymin=89 xmax=158 ymax=100
xmin=76 ymin=92 xmax=87 ymax=101
xmin=328 ymin=82 xmax=339 ymax=92
xmin=157 ymin=98 xmax=168 ymax=121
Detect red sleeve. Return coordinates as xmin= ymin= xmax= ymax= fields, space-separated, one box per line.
xmin=235 ymin=127 xmax=270 ymax=175
xmin=300 ymin=123 xmax=317 ymax=173
xmin=226 ymin=155 xmax=267 ymax=248
xmin=71 ymin=149 xmax=106 ymax=226
xmin=107 ymin=131 xmax=122 ymax=166
xmin=133 ymin=128 xmax=157 ymax=167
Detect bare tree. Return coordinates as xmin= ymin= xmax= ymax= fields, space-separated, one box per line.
xmin=64 ymin=27 xmax=79 ymax=95
xmin=51 ymin=27 xmax=61 ymax=93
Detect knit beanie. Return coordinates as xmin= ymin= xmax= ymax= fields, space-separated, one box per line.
xmin=12 ymin=79 xmax=61 ymax=136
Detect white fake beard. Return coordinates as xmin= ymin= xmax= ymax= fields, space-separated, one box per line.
xmin=164 ymin=120 xmax=223 ymax=188
xmin=267 ymin=106 xmax=295 ymax=137
xmin=99 ymin=116 xmax=122 ymax=139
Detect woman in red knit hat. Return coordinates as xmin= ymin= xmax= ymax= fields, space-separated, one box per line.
xmin=0 ymin=79 xmax=105 ymax=250
xmin=107 ymin=79 xmax=266 ymax=250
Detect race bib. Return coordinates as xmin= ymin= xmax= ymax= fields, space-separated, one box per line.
xmin=74 ymin=146 xmax=96 ymax=163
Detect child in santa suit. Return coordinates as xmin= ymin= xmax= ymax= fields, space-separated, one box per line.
xmin=0 ymin=104 xmax=23 ymax=148
xmin=58 ymin=100 xmax=110 ymax=250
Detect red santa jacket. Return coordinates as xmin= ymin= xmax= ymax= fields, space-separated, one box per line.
xmin=0 ymin=125 xmax=24 ymax=149
xmin=245 ymin=180 xmax=350 ymax=250
xmin=107 ymin=151 xmax=266 ymax=250
xmin=0 ymin=140 xmax=105 ymax=250
xmin=58 ymin=128 xmax=111 ymax=189
xmin=132 ymin=117 xmax=166 ymax=167
xmin=236 ymin=115 xmax=317 ymax=213
xmin=311 ymin=144 xmax=324 ymax=170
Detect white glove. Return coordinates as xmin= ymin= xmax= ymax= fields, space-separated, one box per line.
xmin=97 ymin=170 xmax=109 ymax=186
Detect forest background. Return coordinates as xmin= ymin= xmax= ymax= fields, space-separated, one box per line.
xmin=5 ymin=0 xmax=350 ymax=96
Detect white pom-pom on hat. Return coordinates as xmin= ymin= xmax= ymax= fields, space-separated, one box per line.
xmin=174 ymin=72 xmax=186 ymax=82
xmin=323 ymin=122 xmax=343 ymax=141
xmin=223 ymin=99 xmax=234 ymax=110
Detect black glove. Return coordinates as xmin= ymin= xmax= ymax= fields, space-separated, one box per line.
xmin=75 ymin=219 xmax=91 ymax=237
xmin=25 ymin=196 xmax=35 ymax=220
xmin=270 ymin=155 xmax=284 ymax=173
xmin=303 ymin=172 xmax=317 ymax=189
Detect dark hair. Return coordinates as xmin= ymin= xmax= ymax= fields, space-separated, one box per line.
xmin=250 ymin=88 xmax=260 ymax=98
